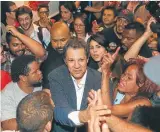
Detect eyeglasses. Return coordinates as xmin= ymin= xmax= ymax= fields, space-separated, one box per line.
xmin=74 ymin=24 xmax=85 ymax=28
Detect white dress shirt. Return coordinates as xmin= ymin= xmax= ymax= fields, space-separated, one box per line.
xmin=68 ymin=71 xmax=87 ymax=126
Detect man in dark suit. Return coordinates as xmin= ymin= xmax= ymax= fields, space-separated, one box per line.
xmin=48 ymin=38 xmax=102 ymax=132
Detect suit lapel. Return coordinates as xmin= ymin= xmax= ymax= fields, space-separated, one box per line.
xmin=63 ymin=71 xmax=77 ymax=110
xmin=80 ymin=69 xmax=91 ymax=110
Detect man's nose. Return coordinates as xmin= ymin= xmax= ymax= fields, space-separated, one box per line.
xmin=74 ymin=61 xmax=80 ymax=68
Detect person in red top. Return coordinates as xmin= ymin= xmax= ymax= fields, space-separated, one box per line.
xmin=0 ymin=45 xmax=11 ymax=91
xmin=1 ymin=70 xmax=11 ymax=91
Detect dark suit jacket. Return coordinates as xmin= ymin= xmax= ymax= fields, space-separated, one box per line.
xmin=40 ymin=45 xmax=64 ymax=89
xmin=48 ymin=65 xmax=101 ymax=132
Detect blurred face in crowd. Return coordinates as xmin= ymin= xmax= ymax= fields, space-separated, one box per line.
xmin=0 ymin=46 xmax=7 ymax=64
xmin=74 ymin=17 xmax=85 ymax=35
xmin=18 ymin=13 xmax=32 ymax=30
xmin=60 ymin=5 xmax=72 ymax=23
xmin=38 ymin=7 xmax=49 ymax=20
xmin=147 ymin=34 xmax=160 ymax=56
xmin=51 ymin=23 xmax=70 ymax=54
xmin=147 ymin=33 xmax=158 ymax=50
xmin=6 ymin=4 xmax=17 ymax=20
xmin=121 ymin=29 xmax=138 ymax=49
xmin=116 ymin=17 xmax=129 ymax=34
xmin=9 ymin=36 xmax=26 ymax=57
xmin=65 ymin=48 xmax=88 ymax=83
xmin=117 ymin=64 xmax=140 ymax=94
xmin=25 ymin=61 xmax=42 ymax=85
xmin=102 ymin=9 xmax=116 ymax=26
xmin=90 ymin=40 xmax=106 ymax=62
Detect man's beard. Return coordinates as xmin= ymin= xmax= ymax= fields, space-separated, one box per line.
xmin=55 ymin=48 xmax=64 ymax=54
xmin=10 ymin=49 xmax=25 ymax=57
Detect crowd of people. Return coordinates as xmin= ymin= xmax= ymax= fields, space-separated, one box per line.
xmin=1 ymin=1 xmax=160 ymax=132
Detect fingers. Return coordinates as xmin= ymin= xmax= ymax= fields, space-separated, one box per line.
xmin=102 ymin=123 xmax=110 ymax=132
xmin=97 ymin=89 xmax=103 ymax=105
xmin=96 ymin=109 xmax=111 ymax=116
xmin=93 ymin=116 xmax=101 ymax=132
xmin=89 ymin=89 xmax=96 ymax=99
xmin=112 ymin=47 xmax=120 ymax=60
xmin=88 ymin=120 xmax=94 ymax=132
xmin=88 ymin=97 xmax=93 ymax=104
xmin=88 ymin=89 xmax=97 ymax=106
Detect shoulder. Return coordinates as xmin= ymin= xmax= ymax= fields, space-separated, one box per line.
xmin=48 ymin=65 xmax=68 ymax=80
xmin=1 ymin=82 xmax=17 ymax=94
xmin=87 ymin=67 xmax=101 ymax=80
xmin=1 ymin=82 xmax=19 ymax=101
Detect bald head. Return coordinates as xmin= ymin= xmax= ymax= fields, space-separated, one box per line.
xmin=51 ymin=21 xmax=70 ymax=35
xmin=50 ymin=22 xmax=70 ymax=54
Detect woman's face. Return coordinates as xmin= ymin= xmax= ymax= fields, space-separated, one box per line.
xmin=74 ymin=18 xmax=85 ymax=35
xmin=60 ymin=5 xmax=72 ymax=23
xmin=90 ymin=40 xmax=106 ymax=62
xmin=117 ymin=64 xmax=139 ymax=94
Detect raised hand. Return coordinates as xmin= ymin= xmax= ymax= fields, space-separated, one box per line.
xmin=111 ymin=47 xmax=120 ymax=60
xmin=146 ymin=17 xmax=156 ymax=34
xmin=101 ymin=47 xmax=120 ymax=74
xmin=6 ymin=25 xmax=20 ymax=37
xmin=88 ymin=116 xmax=110 ymax=132
xmin=88 ymin=89 xmax=97 ymax=106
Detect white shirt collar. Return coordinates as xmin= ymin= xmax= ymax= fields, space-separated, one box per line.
xmin=32 ymin=24 xmax=39 ymax=32
xmin=71 ymin=70 xmax=87 ymax=88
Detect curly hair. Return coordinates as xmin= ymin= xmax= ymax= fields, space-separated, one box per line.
xmin=11 ymin=55 xmax=36 ymax=82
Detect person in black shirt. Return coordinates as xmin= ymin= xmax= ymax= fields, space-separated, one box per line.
xmin=121 ymin=22 xmax=152 ymax=58
xmin=92 ymin=6 xmax=118 ymax=34
xmin=40 ymin=22 xmax=71 ymax=92
xmin=102 ymin=9 xmax=134 ymax=53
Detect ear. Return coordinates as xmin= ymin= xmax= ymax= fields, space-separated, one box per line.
xmin=6 ymin=12 xmax=10 ymax=17
xmin=44 ymin=121 xmax=52 ymax=132
xmin=19 ymin=75 xmax=27 ymax=82
xmin=64 ymin=59 xmax=67 ymax=66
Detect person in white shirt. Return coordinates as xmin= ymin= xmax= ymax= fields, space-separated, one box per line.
xmin=15 ymin=6 xmax=50 ymax=49
xmin=48 ymin=38 xmax=102 ymax=132
xmin=1 ymin=55 xmax=42 ymax=130
xmin=2 ymin=91 xmax=54 ymax=132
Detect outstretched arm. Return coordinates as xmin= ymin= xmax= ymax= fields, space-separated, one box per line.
xmin=6 ymin=25 xmax=46 ymax=58
xmin=100 ymin=115 xmax=152 ymax=132
xmin=101 ymin=47 xmax=120 ymax=106
xmin=85 ymin=6 xmax=104 ymax=13
xmin=124 ymin=18 xmax=155 ymax=61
